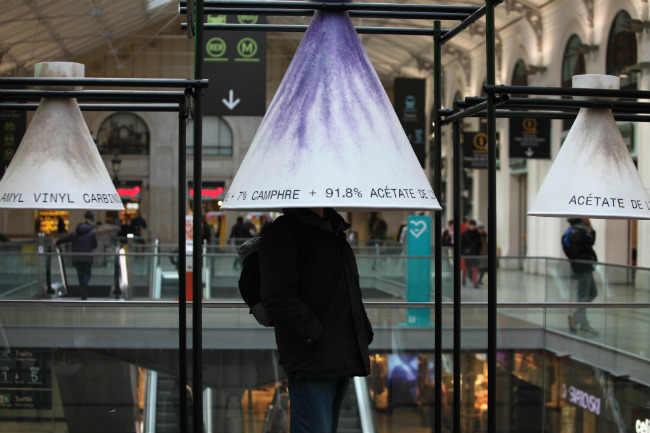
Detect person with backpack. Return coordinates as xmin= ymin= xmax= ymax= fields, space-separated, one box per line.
xmin=56 ymin=211 xmax=98 ymax=300
xmin=562 ymin=218 xmax=599 ymax=335
xmin=461 ymin=219 xmax=482 ymax=288
xmin=230 ymin=216 xmax=253 ymax=268
xmin=258 ymin=208 xmax=373 ymax=433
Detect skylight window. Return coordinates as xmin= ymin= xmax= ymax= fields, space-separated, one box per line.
xmin=146 ymin=0 xmax=172 ymax=11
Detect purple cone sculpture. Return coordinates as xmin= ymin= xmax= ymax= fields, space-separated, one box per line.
xmin=221 ymin=3 xmax=440 ymax=211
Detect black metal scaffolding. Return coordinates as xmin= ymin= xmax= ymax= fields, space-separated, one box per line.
xmin=5 ymin=1 xmax=650 ymax=432
xmin=182 ymin=2 xmax=498 ymax=433
xmin=0 ymin=77 xmax=208 ymax=433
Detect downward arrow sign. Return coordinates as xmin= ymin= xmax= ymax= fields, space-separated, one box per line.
xmin=222 ymin=89 xmax=241 ymax=110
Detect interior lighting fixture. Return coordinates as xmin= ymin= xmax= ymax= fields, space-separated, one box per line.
xmin=625 ymin=18 xmax=650 ymax=33
xmin=220 ymin=0 xmax=440 ymax=212
xmin=526 ymin=65 xmax=547 ymax=75
xmin=573 ymin=44 xmax=598 ymax=54
xmin=618 ymin=62 xmax=650 ymax=78
xmin=111 ymin=154 xmax=122 ymax=185
xmin=0 ymin=62 xmax=124 ymax=210
xmin=528 ymin=74 xmax=650 ymax=219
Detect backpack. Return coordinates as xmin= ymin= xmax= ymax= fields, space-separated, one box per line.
xmin=562 ymin=226 xmax=590 ymax=259
xmin=238 ymin=237 xmax=274 ymax=327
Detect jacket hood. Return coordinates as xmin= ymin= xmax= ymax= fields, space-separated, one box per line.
xmin=75 ymin=222 xmax=94 ymax=235
xmin=282 ymin=208 xmax=350 ymax=233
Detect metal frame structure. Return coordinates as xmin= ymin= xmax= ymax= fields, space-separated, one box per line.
xmin=0 ymin=1 xmax=505 ymax=432
xmin=6 ymin=1 xmax=648 ymax=432
xmin=436 ymin=23 xmax=650 ymax=433
xmin=183 ymin=1 xmax=501 ymax=433
xmin=0 ymin=76 xmax=208 ymax=432
xmin=188 ymin=2 xmax=649 ymax=433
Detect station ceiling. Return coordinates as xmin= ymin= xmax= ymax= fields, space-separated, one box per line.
xmin=1 ymin=0 xmax=549 ymax=82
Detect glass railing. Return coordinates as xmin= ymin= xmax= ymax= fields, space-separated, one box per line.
xmin=1 ymin=238 xmax=649 ymax=432
xmin=1 ymin=301 xmax=648 ymax=432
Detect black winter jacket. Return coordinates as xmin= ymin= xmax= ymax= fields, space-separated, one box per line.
xmin=57 ymin=222 xmax=98 ymax=265
xmin=461 ymin=228 xmax=482 ymax=255
xmin=260 ymin=208 xmax=373 ymax=380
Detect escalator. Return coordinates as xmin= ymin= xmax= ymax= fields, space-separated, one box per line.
xmin=143 ymin=370 xmax=183 ymax=433
xmin=138 ymin=365 xmax=375 ymax=433
xmin=46 ymin=244 xmax=68 ymax=296
xmin=45 ymin=243 xmax=127 ymax=299
xmin=339 ymin=377 xmax=376 ymax=433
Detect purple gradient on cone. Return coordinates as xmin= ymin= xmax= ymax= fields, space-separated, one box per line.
xmin=254 ymin=10 xmax=406 ymax=172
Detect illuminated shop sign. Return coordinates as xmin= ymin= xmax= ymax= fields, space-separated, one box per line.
xmin=117 ymin=185 xmax=141 ymax=200
xmin=190 ymin=187 xmax=224 ymax=200
xmin=188 ymin=181 xmax=225 ymax=201
xmin=562 ymin=383 xmax=601 ymax=416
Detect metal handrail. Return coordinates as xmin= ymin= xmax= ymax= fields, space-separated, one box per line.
xmin=1 ymin=299 xmax=648 ymax=309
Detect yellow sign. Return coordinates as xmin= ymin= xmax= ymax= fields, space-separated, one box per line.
xmin=473 ymin=132 xmax=488 ymax=154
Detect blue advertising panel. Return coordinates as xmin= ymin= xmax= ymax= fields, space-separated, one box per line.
xmin=406 ymin=215 xmax=431 ymax=325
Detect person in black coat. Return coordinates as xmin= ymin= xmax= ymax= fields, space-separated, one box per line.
xmin=259 ymin=208 xmax=373 ymax=433
xmin=564 ymin=218 xmax=598 ymax=335
xmin=461 ymin=219 xmax=482 ymax=288
xmin=230 ymin=216 xmax=253 ymax=268
xmin=56 ymin=213 xmax=98 ymax=300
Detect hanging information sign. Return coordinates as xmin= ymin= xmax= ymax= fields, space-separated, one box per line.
xmin=203 ymin=14 xmax=267 ymax=116
xmin=463 ymin=131 xmax=488 ymax=169
xmin=0 ymin=110 xmax=26 ymax=178
xmin=462 ymin=131 xmax=500 ymax=169
xmin=394 ymin=78 xmax=426 ymax=167
xmin=509 ymin=117 xmax=551 ymax=159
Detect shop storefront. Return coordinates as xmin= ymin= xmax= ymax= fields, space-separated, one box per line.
xmin=114 ymin=182 xmax=142 ymax=222
xmin=34 ymin=210 xmax=69 ymax=234
xmin=189 ymin=181 xmax=226 ymax=241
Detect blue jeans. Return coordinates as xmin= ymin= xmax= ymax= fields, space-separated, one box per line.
xmin=575 ymin=270 xmax=597 ymax=328
xmin=288 ymin=377 xmax=350 ymax=433
xmin=74 ymin=262 xmax=92 ymax=298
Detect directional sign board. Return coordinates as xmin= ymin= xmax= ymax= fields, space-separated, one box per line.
xmin=203 ymin=14 xmax=267 ymax=116
xmin=0 ymin=110 xmax=26 ymax=178
xmin=394 ymin=78 xmax=426 ymax=167
xmin=462 ymin=131 xmax=500 ymax=169
xmin=509 ymin=117 xmax=551 ymax=159
xmin=0 ymin=348 xmax=52 ymax=410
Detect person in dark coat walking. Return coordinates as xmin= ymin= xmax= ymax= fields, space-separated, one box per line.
xmin=260 ymin=208 xmax=374 ymax=433
xmin=230 ymin=216 xmax=253 ymax=268
xmin=56 ymin=212 xmax=98 ymax=300
xmin=461 ymin=219 xmax=482 ymax=288
xmin=564 ymin=218 xmax=599 ymax=335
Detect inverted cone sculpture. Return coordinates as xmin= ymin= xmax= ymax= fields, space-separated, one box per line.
xmin=528 ymin=74 xmax=650 ymax=219
xmin=0 ymin=62 xmax=123 ymax=210
xmin=220 ymin=6 xmax=440 ymax=211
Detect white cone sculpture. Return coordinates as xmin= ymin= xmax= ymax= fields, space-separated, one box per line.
xmin=528 ymin=74 xmax=650 ymax=219
xmin=220 ymin=3 xmax=440 ymax=212
xmin=0 ymin=62 xmax=123 ymax=210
